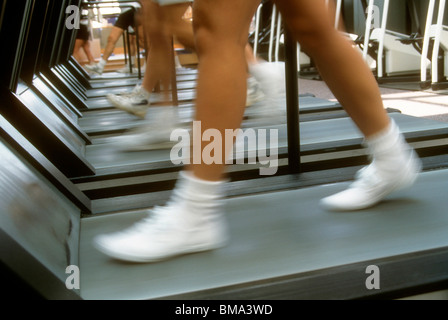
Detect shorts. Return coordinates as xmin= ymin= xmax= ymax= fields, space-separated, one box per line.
xmin=114 ymin=9 xmax=137 ymax=31
xmin=76 ymin=22 xmax=90 ymax=41
xmin=152 ymin=0 xmax=193 ymax=6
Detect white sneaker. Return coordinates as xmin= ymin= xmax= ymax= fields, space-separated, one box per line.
xmin=117 ymin=106 xmax=180 ymax=150
xmin=117 ymin=66 xmax=139 ymax=74
xmin=245 ymin=62 xmax=286 ymax=122
xmin=320 ymin=121 xmax=422 ymax=211
xmin=116 ymin=84 xmax=144 ymax=97
xmin=107 ymin=86 xmax=150 ymax=119
xmin=246 ymin=76 xmax=265 ymax=107
xmin=94 ymin=205 xmax=228 ymax=262
xmin=249 ymin=61 xmax=285 ymax=99
xmin=85 ymin=62 xmax=105 ymax=75
xmin=320 ymin=153 xmax=421 ymax=211
xmin=93 ymin=171 xmax=228 ymax=262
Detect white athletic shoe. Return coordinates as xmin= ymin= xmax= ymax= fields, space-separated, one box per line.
xmin=116 ymin=106 xmax=180 ymax=151
xmin=320 ymin=153 xmax=421 ymax=211
xmin=118 ymin=84 xmax=142 ymax=96
xmin=117 ymin=66 xmax=139 ymax=74
xmin=245 ymin=62 xmax=286 ymax=121
xmin=246 ymin=76 xmax=265 ymax=107
xmin=107 ymin=86 xmax=151 ymax=119
xmin=93 ymin=171 xmax=228 ymax=262
xmin=249 ymin=61 xmax=285 ymax=100
xmin=85 ymin=62 xmax=105 ymax=75
xmin=320 ymin=120 xmax=422 ymax=211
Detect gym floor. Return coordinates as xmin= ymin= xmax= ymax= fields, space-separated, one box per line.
xmin=299 ymin=78 xmax=448 ymax=123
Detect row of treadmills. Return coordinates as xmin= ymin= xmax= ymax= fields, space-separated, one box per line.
xmin=1 ymin=0 xmax=448 ymax=300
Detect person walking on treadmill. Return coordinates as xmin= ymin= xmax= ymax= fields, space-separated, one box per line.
xmin=86 ymin=4 xmax=143 ymax=75
xmin=108 ymin=0 xmax=280 ymax=151
xmin=94 ymin=0 xmax=422 ymax=263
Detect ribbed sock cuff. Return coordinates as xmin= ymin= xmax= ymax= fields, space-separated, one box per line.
xmin=176 ymin=171 xmax=226 ymax=202
xmin=365 ymin=119 xmax=403 ymax=155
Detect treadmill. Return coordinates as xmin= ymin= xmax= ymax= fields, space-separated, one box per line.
xmin=1 ymin=0 xmax=447 ymax=300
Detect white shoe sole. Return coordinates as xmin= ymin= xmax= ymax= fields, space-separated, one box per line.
xmin=320 ymin=152 xmax=422 ymax=211
xmin=93 ymin=234 xmax=228 ymax=263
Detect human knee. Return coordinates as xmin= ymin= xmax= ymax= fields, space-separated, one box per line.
xmin=193 ymin=19 xmax=213 ymax=55
xmin=162 ymin=3 xmax=190 ymax=26
xmin=108 ymin=28 xmax=123 ymax=44
xmin=287 ymin=17 xmax=337 ymax=56
xmin=146 ymin=19 xmax=169 ymax=42
xmin=193 ymin=15 xmax=246 ymax=56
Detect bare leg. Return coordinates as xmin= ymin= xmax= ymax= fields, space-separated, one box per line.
xmin=93 ymin=0 xmax=260 ymax=262
xmin=162 ymin=3 xmax=195 ymax=50
xmin=85 ymin=26 xmax=124 ymax=74
xmin=82 ymin=40 xmax=96 ymax=64
xmin=274 ymin=0 xmax=389 ymax=138
xmin=93 ymin=0 xmax=422 ymax=264
xmin=102 ymin=26 xmax=125 ymax=62
xmin=190 ymin=0 xmax=261 ymax=181
xmin=273 ymin=0 xmax=420 ymax=211
xmin=141 ymin=1 xmax=172 ymax=101
xmin=72 ymin=39 xmax=84 ymax=63
xmin=141 ymin=2 xmax=195 ymax=100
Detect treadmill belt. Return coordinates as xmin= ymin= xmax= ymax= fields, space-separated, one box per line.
xmin=89 ymin=78 xmax=141 ymax=89
xmin=80 ymin=95 xmax=341 ymax=135
xmin=79 ymin=169 xmax=448 ymax=300
xmin=83 ymin=113 xmax=448 ymax=172
xmin=83 ymin=89 xmax=196 ymax=110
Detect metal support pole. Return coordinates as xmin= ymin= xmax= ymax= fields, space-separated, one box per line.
xmin=170 ymin=37 xmax=179 ymax=106
xmin=125 ymin=30 xmax=133 ymax=74
xmin=135 ymin=18 xmax=142 ymax=80
xmin=284 ymin=26 xmax=301 ymax=174
xmin=123 ymin=31 xmax=128 ymax=66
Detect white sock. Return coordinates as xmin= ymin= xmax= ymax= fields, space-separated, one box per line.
xmin=98 ymin=58 xmax=107 ymax=67
xmin=365 ymin=119 xmax=411 ymax=174
xmin=168 ymin=171 xmax=227 ymax=223
xmin=174 ymin=171 xmax=225 ymax=203
xmin=139 ymin=86 xmax=151 ymax=100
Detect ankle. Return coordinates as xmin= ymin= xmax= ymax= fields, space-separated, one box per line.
xmin=98 ymin=58 xmax=107 ymax=67
xmin=366 ymin=120 xmax=408 ymax=155
xmin=175 ymin=170 xmax=226 ymax=202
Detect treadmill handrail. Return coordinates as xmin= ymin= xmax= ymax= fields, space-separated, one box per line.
xmin=432 ymin=0 xmax=446 ymax=83
xmin=377 ymin=0 xmax=390 ymax=78
xmin=421 ymin=0 xmax=436 ymax=82
xmin=363 ymin=0 xmax=375 ymax=61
